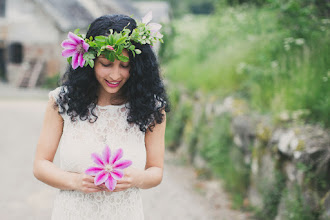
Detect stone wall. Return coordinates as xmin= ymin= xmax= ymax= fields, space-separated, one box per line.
xmin=166 ymin=87 xmax=330 ymax=219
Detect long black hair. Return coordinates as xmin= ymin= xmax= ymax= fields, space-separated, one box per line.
xmin=56 ymin=14 xmax=170 ymax=132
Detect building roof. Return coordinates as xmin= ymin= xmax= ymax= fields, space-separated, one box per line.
xmin=34 ymin=0 xmax=142 ymax=32
xmin=34 ymin=0 xmax=95 ymax=32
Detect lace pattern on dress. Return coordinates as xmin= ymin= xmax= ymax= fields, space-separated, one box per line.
xmin=48 ymin=87 xmax=146 ymax=220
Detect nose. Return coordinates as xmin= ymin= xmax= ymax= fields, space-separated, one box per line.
xmin=109 ymin=63 xmax=121 ymax=80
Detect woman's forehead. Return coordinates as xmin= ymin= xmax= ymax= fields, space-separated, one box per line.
xmin=97 ymin=54 xmax=129 ymax=62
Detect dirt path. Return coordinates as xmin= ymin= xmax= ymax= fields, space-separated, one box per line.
xmin=0 ymin=92 xmax=249 ymax=219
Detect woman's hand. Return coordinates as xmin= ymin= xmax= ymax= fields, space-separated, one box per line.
xmin=73 ymin=173 xmax=107 ymax=193
xmin=110 ymin=167 xmax=144 ymax=192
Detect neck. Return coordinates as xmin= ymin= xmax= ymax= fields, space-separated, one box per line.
xmin=97 ymin=88 xmax=127 ymax=106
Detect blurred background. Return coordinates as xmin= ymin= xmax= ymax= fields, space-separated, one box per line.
xmin=0 ymin=0 xmax=329 ymax=219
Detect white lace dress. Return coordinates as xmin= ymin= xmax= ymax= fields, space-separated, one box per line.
xmin=49 ymin=87 xmax=146 ymax=220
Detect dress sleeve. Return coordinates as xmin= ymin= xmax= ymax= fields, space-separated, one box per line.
xmin=48 ymin=86 xmax=68 ymax=119
xmin=48 ymin=87 xmax=62 ymax=102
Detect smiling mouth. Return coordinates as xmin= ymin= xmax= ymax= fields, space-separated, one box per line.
xmin=105 ymin=80 xmax=121 ymax=87
xmin=105 ymin=80 xmax=120 ymax=85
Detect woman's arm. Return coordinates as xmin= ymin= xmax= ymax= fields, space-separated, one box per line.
xmin=114 ymin=109 xmax=166 ymax=191
xmin=33 ymin=97 xmax=104 ymax=193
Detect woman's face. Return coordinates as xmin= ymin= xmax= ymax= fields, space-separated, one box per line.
xmin=94 ymin=49 xmax=130 ymax=100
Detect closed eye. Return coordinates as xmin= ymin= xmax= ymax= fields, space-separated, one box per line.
xmin=121 ymin=64 xmax=130 ymax=68
xmin=101 ymin=62 xmax=112 ymax=67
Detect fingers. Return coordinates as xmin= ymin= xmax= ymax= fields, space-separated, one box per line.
xmin=82 ymin=174 xmax=96 ymax=183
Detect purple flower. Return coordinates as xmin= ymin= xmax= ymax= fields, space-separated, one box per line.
xmin=61 ymin=32 xmax=89 ymax=69
xmin=85 ymin=146 xmax=132 ymax=191
xmin=142 ymin=11 xmax=163 ymax=38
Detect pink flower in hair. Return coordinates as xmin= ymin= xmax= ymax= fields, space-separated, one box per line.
xmin=85 ymin=146 xmax=132 ymax=191
xmin=106 ymin=45 xmax=114 ymax=51
xmin=61 ymin=32 xmax=89 ymax=69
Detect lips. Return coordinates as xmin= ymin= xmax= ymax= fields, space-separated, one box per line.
xmin=105 ymin=79 xmax=121 ymax=88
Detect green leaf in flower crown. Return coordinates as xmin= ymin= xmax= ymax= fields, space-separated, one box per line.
xmin=83 ymin=52 xmax=95 ymax=60
xmin=106 ymin=52 xmax=115 ymax=62
xmin=116 ymin=36 xmax=126 ymax=45
xmin=118 ymin=55 xmax=129 ymax=62
xmin=67 ymin=56 xmax=72 ymax=64
xmin=128 ymin=45 xmax=135 ymax=51
xmin=88 ymin=60 xmax=94 ymax=68
xmin=116 ymin=45 xmax=123 ymax=55
xmin=95 ymin=36 xmax=106 ymax=42
xmin=88 ymin=41 xmax=96 ymax=47
xmin=74 ymin=29 xmax=80 ymax=34
xmin=109 ymin=35 xmax=115 ymax=45
xmin=135 ymin=49 xmax=141 ymax=54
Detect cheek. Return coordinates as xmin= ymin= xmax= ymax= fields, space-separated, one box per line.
xmin=124 ymin=69 xmax=131 ymax=79
xmin=95 ymin=69 xmax=108 ymax=79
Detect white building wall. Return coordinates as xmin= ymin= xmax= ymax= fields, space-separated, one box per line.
xmin=7 ymin=0 xmax=60 ymax=44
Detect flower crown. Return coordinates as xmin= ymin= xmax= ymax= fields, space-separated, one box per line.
xmin=61 ymin=12 xmax=163 ymax=69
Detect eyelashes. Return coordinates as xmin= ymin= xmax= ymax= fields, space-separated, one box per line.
xmin=101 ymin=63 xmax=130 ymax=68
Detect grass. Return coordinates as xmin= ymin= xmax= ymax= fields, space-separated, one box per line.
xmin=162 ymin=4 xmax=330 ymax=127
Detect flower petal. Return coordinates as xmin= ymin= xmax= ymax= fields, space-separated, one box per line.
xmin=110 ymin=169 xmax=124 ymax=180
xmin=71 ymin=52 xmax=79 ymax=69
xmin=94 ymin=171 xmax=109 ymax=185
xmin=142 ymin=11 xmax=152 ymax=24
xmin=62 ymin=48 xmax=76 ymax=58
xmin=110 ymin=148 xmax=123 ymax=164
xmin=91 ymin=153 xmax=105 ymax=166
xmin=113 ymin=159 xmax=132 ymax=169
xmin=102 ymin=146 xmax=111 ymax=165
xmin=61 ymin=39 xmax=77 ymax=49
xmin=155 ymin=32 xmax=163 ymax=38
xmin=68 ymin=32 xmax=83 ymax=44
xmin=105 ymin=176 xmax=117 ymax=191
xmin=85 ymin=166 xmax=104 ymax=176
xmin=148 ymin=23 xmax=162 ymax=32
xmin=78 ymin=53 xmax=85 ymax=68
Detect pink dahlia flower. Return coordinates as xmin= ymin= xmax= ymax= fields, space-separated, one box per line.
xmin=61 ymin=32 xmax=89 ymax=69
xmin=85 ymin=146 xmax=132 ymax=191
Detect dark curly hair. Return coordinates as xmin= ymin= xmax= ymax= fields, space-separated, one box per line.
xmin=56 ymin=14 xmax=170 ymax=132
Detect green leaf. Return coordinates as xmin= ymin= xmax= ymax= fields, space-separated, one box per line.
xmin=67 ymin=57 xmax=72 ymax=64
xmin=116 ymin=36 xmax=127 ymax=45
xmin=128 ymin=45 xmax=135 ymax=51
xmin=88 ymin=60 xmax=94 ymax=68
xmin=83 ymin=52 xmax=95 ymax=60
xmin=118 ymin=55 xmax=129 ymax=62
xmin=95 ymin=36 xmax=106 ymax=42
xmin=135 ymin=49 xmax=142 ymax=54
xmin=115 ymin=45 xmax=123 ymax=55
xmin=109 ymin=35 xmax=115 ymax=45
xmin=106 ymin=52 xmax=115 ymax=62
xmin=74 ymin=29 xmax=80 ymax=34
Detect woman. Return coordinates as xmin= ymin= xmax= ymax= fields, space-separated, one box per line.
xmin=33 ymin=13 xmax=170 ymax=219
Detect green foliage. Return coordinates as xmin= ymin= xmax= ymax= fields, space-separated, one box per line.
xmin=281 ymin=185 xmax=316 ymax=220
xmin=41 ymin=73 xmax=60 ymax=89
xmin=198 ymin=113 xmax=250 ymax=209
xmin=255 ymin=171 xmax=286 ymax=220
xmin=165 ymin=94 xmax=193 ymax=151
xmin=163 ymin=3 xmax=330 ymax=127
